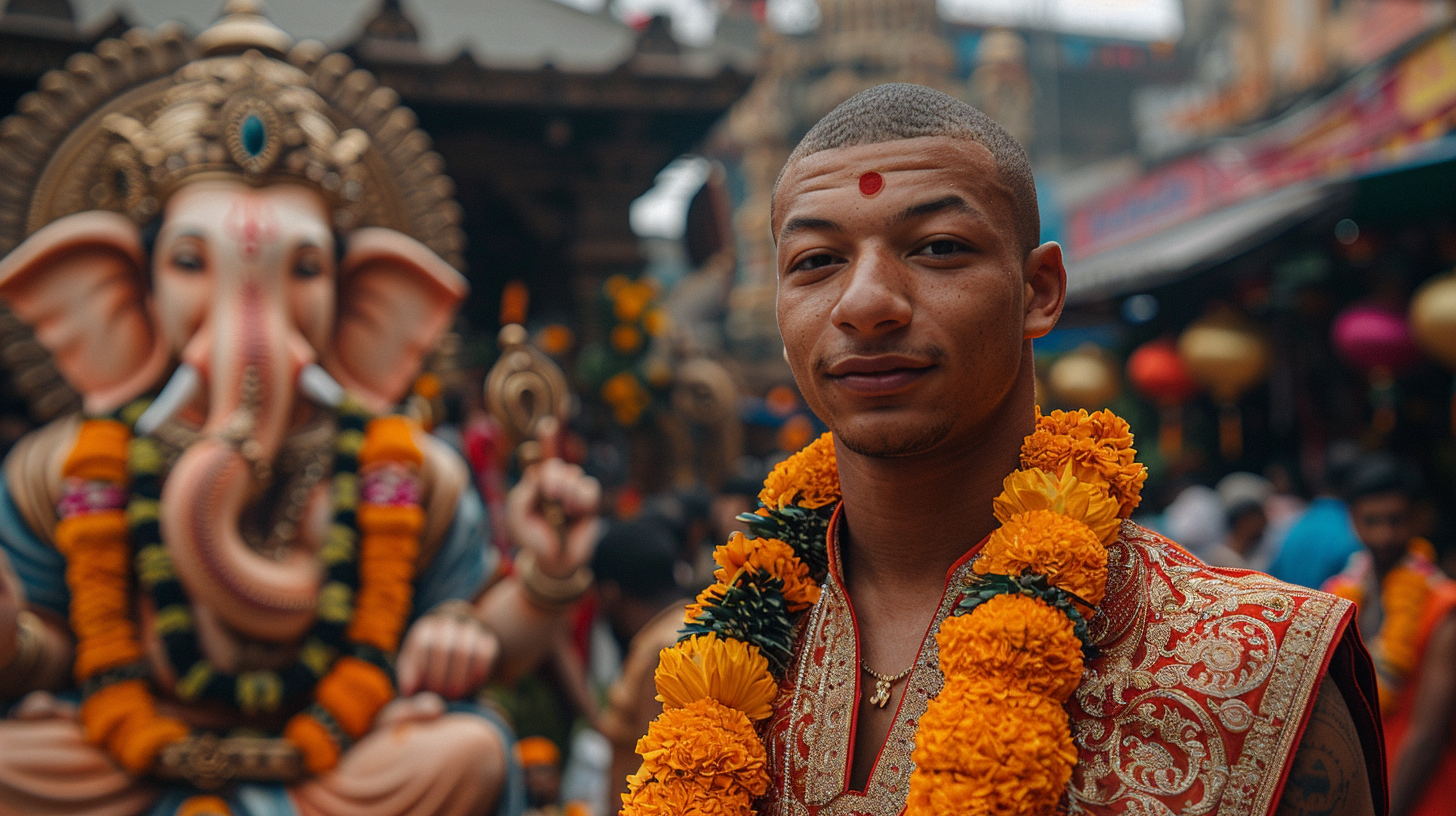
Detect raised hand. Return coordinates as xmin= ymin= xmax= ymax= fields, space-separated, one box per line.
xmin=504 ymin=419 xmax=602 ymax=579
xmin=396 ymin=602 xmax=501 ymax=700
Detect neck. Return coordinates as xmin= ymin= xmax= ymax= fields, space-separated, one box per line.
xmin=835 ymin=387 xmax=1033 ymax=599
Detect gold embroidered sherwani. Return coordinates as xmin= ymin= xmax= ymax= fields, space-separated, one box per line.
xmin=761 ymin=518 xmax=1386 ymax=816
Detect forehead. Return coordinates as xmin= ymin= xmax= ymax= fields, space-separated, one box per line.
xmin=772 ymin=136 xmax=1014 ymax=236
xmin=159 ymin=179 xmax=332 ymax=239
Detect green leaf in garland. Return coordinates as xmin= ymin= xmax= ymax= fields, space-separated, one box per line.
xmin=681 ymin=573 xmax=796 ymax=674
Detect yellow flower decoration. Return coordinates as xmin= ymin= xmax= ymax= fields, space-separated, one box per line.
xmin=632 ymin=698 xmax=770 ymax=797
xmin=684 ymin=582 xmax=726 ymax=626
xmin=976 ymin=509 xmax=1109 ymax=607
xmin=759 ymin=432 xmax=839 ymax=510
xmin=994 ymin=467 xmax=1121 ymax=545
xmin=622 ymin=773 xmax=755 ymax=816
xmin=611 ymin=324 xmax=644 ymax=354
xmin=1021 ymin=408 xmax=1147 ymax=518
xmin=713 ymin=533 xmax=821 ymax=612
xmin=906 ymin=681 xmax=1077 ymax=816
xmin=655 ymin=634 xmax=778 ymax=722
xmin=935 ymin=595 xmax=1083 ymax=699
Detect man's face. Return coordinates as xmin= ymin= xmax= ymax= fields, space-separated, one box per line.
xmin=772 ymin=136 xmax=1062 ymax=457
xmin=1349 ymin=492 xmax=1414 ymax=571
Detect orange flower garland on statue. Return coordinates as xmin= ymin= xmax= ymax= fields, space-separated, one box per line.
xmin=628 ymin=409 xmax=1144 ymax=816
xmin=59 ymin=410 xmax=425 ymax=777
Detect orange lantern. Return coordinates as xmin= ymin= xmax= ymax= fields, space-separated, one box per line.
xmin=1410 ymin=272 xmax=1456 ymax=434
xmin=1047 ymin=344 xmax=1120 ymax=408
xmin=1178 ymin=309 xmax=1269 ymax=461
xmin=1127 ymin=337 xmax=1199 ymax=458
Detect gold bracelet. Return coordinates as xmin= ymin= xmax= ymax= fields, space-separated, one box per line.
xmin=515 ymin=549 xmax=593 ymax=608
xmin=0 ymin=611 xmax=43 ymax=695
xmin=429 ymin=599 xmax=484 ymax=626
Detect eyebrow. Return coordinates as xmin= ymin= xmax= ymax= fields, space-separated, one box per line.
xmin=894 ymin=195 xmax=980 ymax=224
xmin=778 ymin=217 xmax=842 ymax=239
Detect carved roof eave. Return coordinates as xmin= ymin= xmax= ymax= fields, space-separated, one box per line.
xmin=347 ymin=40 xmax=753 ymax=112
xmin=0 ymin=9 xmax=129 ymax=75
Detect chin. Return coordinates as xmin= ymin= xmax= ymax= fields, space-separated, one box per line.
xmin=832 ymin=414 xmax=955 ymax=458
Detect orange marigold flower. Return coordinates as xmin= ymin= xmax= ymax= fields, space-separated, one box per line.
xmin=936 ymin=596 xmax=1083 ymax=699
xmin=622 ymin=773 xmax=756 ymax=816
xmin=759 ymin=432 xmax=839 ymax=510
xmin=976 ymin=509 xmax=1109 ymax=607
xmin=713 ymin=533 xmax=821 ymax=612
xmin=633 ymin=698 xmax=770 ymax=798
xmin=684 ymin=582 xmax=727 ymax=625
xmin=655 ymin=634 xmax=779 ymax=722
xmin=1021 ymin=409 xmax=1147 ymax=518
xmin=906 ymin=681 xmax=1076 ymax=816
xmin=994 ymin=467 xmax=1121 ymax=545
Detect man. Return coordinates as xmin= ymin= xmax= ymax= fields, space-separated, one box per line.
xmin=761 ymin=84 xmax=1384 ymax=815
xmin=1324 ymin=454 xmax=1456 ymax=816
xmin=1270 ymin=441 xmax=1363 ymax=588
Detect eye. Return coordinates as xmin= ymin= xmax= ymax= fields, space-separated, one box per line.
xmin=169 ymin=244 xmax=205 ymax=273
xmin=793 ymin=252 xmax=843 ymax=272
xmin=293 ymin=248 xmax=324 ymax=280
xmin=915 ymin=239 xmax=970 ymax=258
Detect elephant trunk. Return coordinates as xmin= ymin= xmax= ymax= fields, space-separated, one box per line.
xmin=160 ymin=280 xmax=322 ymax=642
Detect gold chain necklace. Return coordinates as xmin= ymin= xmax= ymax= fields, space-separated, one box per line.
xmin=860 ymin=660 xmax=914 ymax=708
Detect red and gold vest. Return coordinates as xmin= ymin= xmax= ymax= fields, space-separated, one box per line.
xmin=761 ymin=519 xmax=1385 ymax=816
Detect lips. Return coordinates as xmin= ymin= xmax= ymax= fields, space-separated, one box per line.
xmin=825 ymin=355 xmax=935 ymax=397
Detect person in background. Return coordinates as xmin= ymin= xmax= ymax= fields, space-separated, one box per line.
xmin=516 ymin=736 xmax=589 ymax=816
xmin=1269 ymin=440 xmax=1363 ymax=588
xmin=1160 ymin=484 xmax=1227 ymax=563
xmin=1323 ymin=454 xmax=1456 ymax=816
xmin=1204 ymin=472 xmax=1274 ymax=570
xmin=590 ymin=518 xmax=690 ymax=809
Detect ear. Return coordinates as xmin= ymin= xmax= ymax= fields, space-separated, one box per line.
xmin=328 ymin=228 xmax=467 ymax=413
xmin=0 ymin=211 xmax=168 ymax=414
xmin=1023 ymin=241 xmax=1067 ymax=341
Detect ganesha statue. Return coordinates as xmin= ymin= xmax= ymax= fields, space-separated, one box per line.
xmin=0 ymin=4 xmax=601 ymax=816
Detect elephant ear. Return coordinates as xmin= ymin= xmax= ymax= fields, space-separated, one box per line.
xmin=330 ymin=228 xmax=467 ymax=413
xmin=0 ymin=211 xmax=168 ymax=414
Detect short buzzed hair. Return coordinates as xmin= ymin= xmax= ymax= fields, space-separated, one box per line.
xmin=774 ymin=83 xmax=1041 ymax=255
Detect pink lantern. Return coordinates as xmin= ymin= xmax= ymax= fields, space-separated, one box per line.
xmin=1331 ymin=304 xmax=1419 ymax=375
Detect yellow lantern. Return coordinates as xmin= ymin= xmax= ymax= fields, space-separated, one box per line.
xmin=1047 ymin=344 xmax=1120 ymax=408
xmin=1410 ymin=272 xmax=1456 ymax=435
xmin=1411 ymin=272 xmax=1456 ymax=369
xmin=1178 ymin=309 xmax=1269 ymax=460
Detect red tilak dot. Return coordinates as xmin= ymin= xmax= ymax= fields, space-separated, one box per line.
xmin=858 ymin=171 xmax=884 ymax=196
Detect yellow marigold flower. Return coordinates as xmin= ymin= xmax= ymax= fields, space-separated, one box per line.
xmin=714 ymin=533 xmax=821 ymax=612
xmin=611 ymin=324 xmax=644 ymax=354
xmin=937 ymin=596 xmax=1083 ymax=699
xmin=994 ymin=467 xmax=1121 ymax=545
xmin=633 ymin=698 xmax=770 ymax=797
xmin=1021 ymin=408 xmax=1147 ymax=518
xmin=977 ymin=509 xmax=1109 ymax=607
xmin=759 ymin=432 xmax=839 ymax=510
xmin=906 ymin=680 xmax=1076 ymax=816
xmin=655 ymin=634 xmax=779 ymax=722
xmin=684 ymin=583 xmax=727 ymax=625
xmin=622 ymin=773 xmax=755 ymax=816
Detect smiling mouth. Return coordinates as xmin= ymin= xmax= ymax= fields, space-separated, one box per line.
xmin=825 ymin=358 xmax=936 ymax=397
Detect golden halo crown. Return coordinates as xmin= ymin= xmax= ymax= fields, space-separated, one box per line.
xmin=0 ymin=0 xmax=464 ymax=266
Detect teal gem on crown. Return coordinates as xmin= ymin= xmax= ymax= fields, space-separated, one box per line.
xmin=240 ymin=114 xmax=267 ymax=158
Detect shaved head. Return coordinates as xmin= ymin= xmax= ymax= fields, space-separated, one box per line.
xmin=774 ymin=83 xmax=1040 ymax=254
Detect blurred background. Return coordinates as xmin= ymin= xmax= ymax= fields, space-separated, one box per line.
xmin=4 ymin=1 xmax=1456 ymax=810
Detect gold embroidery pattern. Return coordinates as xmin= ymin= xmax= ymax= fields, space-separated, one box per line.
xmin=763 ymin=522 xmax=1353 ymax=816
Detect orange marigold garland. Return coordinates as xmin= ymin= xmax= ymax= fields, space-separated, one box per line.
xmin=628 ymin=410 xmax=1144 ymax=816
xmin=58 ymin=407 xmax=424 ymax=777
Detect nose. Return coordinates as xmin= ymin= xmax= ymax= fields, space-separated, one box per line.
xmin=829 ymin=244 xmax=912 ymax=337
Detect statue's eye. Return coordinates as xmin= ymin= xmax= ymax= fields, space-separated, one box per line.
xmin=171 ymin=247 xmax=204 ymax=273
xmin=294 ymin=250 xmax=323 ymax=280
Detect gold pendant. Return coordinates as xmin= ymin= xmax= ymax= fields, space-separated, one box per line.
xmin=869 ymin=677 xmax=892 ymax=708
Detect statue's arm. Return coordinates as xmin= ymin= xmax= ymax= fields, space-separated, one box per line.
xmin=0 ymin=419 xmax=77 ymax=700
xmin=1275 ymin=675 xmax=1377 ymax=816
xmin=1387 ymin=612 xmax=1456 ymax=816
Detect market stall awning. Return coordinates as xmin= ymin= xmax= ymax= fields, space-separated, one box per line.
xmin=1065 ymin=181 xmax=1348 ymax=303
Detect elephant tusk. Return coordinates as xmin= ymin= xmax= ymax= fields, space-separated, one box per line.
xmin=134 ymin=364 xmax=201 ymax=436
xmin=299 ymin=363 xmax=344 ymax=408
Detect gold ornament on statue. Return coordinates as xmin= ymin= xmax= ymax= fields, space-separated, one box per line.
xmin=484 ymin=323 xmax=571 ymax=445
xmin=1047 ymin=344 xmax=1120 ymax=408
xmin=1178 ymin=309 xmax=1269 ymax=460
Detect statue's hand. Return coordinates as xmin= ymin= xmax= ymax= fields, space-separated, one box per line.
xmin=0 ymin=549 xmax=23 ymax=668
xmin=504 ymin=421 xmax=602 ymax=579
xmin=396 ymin=603 xmax=500 ymax=700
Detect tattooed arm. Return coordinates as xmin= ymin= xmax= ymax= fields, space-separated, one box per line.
xmin=1276 ymin=676 xmax=1376 ymax=816
xmin=1388 ymin=613 xmax=1456 ymax=816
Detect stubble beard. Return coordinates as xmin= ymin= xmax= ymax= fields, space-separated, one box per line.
xmin=833 ymin=415 xmax=957 ymax=458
